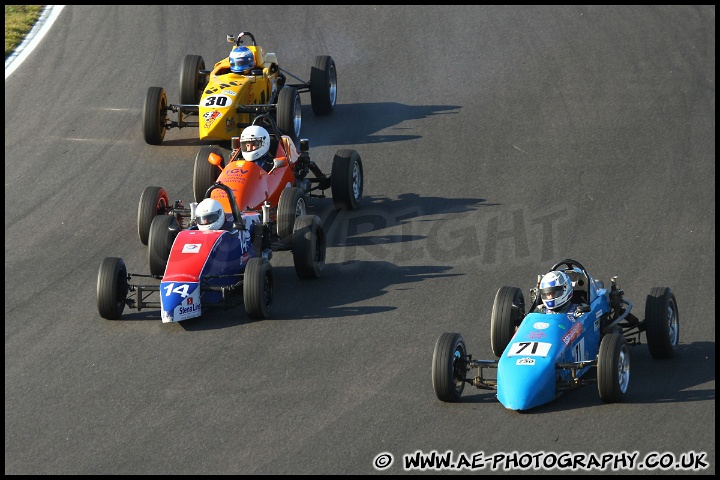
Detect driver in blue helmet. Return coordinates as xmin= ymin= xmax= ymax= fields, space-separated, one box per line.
xmin=229 ymin=46 xmax=254 ymax=74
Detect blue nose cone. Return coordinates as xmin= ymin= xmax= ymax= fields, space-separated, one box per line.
xmin=496 ymin=355 xmax=558 ymax=411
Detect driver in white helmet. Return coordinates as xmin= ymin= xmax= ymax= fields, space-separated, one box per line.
xmin=195 ymin=198 xmax=229 ymax=231
xmin=534 ymin=270 xmax=574 ymax=313
xmin=239 ymin=125 xmax=274 ymax=172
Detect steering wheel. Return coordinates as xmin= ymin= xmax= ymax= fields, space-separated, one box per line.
xmin=550 ymin=258 xmax=587 ymax=274
xmin=252 ymin=113 xmax=281 ymax=138
xmin=549 ymin=259 xmax=592 ymax=304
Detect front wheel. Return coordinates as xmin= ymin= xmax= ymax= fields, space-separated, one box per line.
xmin=244 ymin=257 xmax=273 ymax=320
xmin=97 ymin=257 xmax=129 ymax=320
xmin=137 ymin=186 xmax=170 ymax=245
xmin=490 ymin=286 xmax=525 ymax=357
xmin=645 ymin=287 xmax=680 ymax=359
xmin=148 ymin=215 xmax=178 ymax=277
xmin=193 ymin=145 xmax=223 ymax=203
xmin=597 ymin=333 xmax=630 ymax=403
xmin=277 ymin=187 xmax=307 ymax=244
xmin=143 ymin=86 xmax=167 ymax=145
xmin=179 ymin=54 xmax=206 ymax=105
xmin=310 ymin=55 xmax=337 ymax=115
xmin=331 ymin=149 xmax=363 ymax=210
xmin=432 ymin=332 xmax=468 ymax=402
xmin=291 ymin=215 xmax=326 ymax=279
xmin=276 ymin=86 xmax=301 ymax=141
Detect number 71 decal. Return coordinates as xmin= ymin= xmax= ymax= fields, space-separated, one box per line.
xmin=507 ymin=341 xmax=551 ymax=357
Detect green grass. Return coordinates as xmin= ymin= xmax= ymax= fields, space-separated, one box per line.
xmin=5 ymin=5 xmax=45 ymax=59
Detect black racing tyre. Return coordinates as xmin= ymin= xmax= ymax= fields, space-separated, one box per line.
xmin=291 ymin=215 xmax=326 ymax=279
xmin=148 ymin=215 xmax=178 ymax=277
xmin=330 ymin=149 xmax=363 ymax=210
xmin=137 ymin=186 xmax=170 ymax=245
xmin=432 ymin=332 xmax=468 ymax=402
xmin=97 ymin=257 xmax=129 ymax=320
xmin=143 ymin=86 xmax=167 ymax=145
xmin=193 ymin=145 xmax=223 ymax=203
xmin=490 ymin=286 xmax=525 ymax=358
xmin=180 ymin=54 xmax=206 ymax=105
xmin=277 ymin=187 xmax=307 ymax=244
xmin=645 ymin=287 xmax=680 ymax=359
xmin=310 ymin=55 xmax=337 ymax=116
xmin=243 ymin=257 xmax=273 ymax=320
xmin=276 ymin=86 xmax=301 ymax=141
xmin=597 ymin=333 xmax=630 ymax=403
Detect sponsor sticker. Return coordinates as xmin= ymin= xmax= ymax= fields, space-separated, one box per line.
xmin=182 ymin=244 xmax=202 ymax=254
xmin=516 ymin=357 xmax=536 ymax=365
xmin=203 ymin=110 xmax=221 ymax=129
xmin=562 ymin=322 xmax=583 ymax=346
xmin=533 ymin=322 xmax=550 ymax=330
xmin=527 ymin=331 xmax=547 ymax=340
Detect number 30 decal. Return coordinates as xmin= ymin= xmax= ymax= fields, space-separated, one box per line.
xmin=202 ymin=95 xmax=231 ymax=107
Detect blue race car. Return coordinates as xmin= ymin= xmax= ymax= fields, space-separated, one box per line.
xmin=431 ymin=258 xmax=679 ymax=411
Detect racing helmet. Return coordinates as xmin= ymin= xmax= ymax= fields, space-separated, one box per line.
xmin=195 ymin=198 xmax=226 ymax=231
xmin=229 ymin=46 xmax=254 ymax=74
xmin=539 ymin=271 xmax=573 ymax=310
xmin=239 ymin=125 xmax=270 ymax=161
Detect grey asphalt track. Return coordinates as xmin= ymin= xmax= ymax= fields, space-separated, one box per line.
xmin=5 ymin=5 xmax=715 ymax=475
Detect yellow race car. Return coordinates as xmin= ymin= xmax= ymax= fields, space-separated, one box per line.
xmin=142 ymin=31 xmax=337 ymax=145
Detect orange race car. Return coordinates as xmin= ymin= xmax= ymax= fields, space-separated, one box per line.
xmin=136 ymin=114 xmax=363 ymax=276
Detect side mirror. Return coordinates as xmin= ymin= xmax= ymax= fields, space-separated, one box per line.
xmin=273 ymin=157 xmax=287 ymax=168
xmin=577 ymin=305 xmax=591 ymax=313
xmin=208 ymin=152 xmax=223 ymax=167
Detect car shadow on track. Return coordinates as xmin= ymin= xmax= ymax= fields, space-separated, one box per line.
xmin=142 ymin=102 xmax=461 ymax=149
xmin=302 ymin=102 xmax=462 ymax=147
xmin=179 ymin=260 xmax=462 ymax=332
xmin=308 ymin=193 xmax=500 ymax=249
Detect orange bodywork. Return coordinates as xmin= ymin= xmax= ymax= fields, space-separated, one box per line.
xmin=210 ymin=137 xmax=299 ymax=216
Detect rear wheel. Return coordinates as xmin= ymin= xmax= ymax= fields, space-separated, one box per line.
xmin=97 ymin=257 xmax=129 ymax=320
xmin=244 ymin=257 xmax=273 ymax=320
xmin=276 ymin=86 xmax=301 ymax=141
xmin=330 ymin=149 xmax=363 ymax=210
xmin=597 ymin=333 xmax=630 ymax=403
xmin=432 ymin=332 xmax=468 ymax=402
xmin=291 ymin=215 xmax=325 ymax=279
xmin=490 ymin=286 xmax=525 ymax=357
xmin=148 ymin=215 xmax=178 ymax=277
xmin=143 ymin=86 xmax=167 ymax=145
xmin=193 ymin=145 xmax=223 ymax=202
xmin=137 ymin=186 xmax=170 ymax=245
xmin=645 ymin=287 xmax=680 ymax=359
xmin=180 ymin=54 xmax=206 ymax=105
xmin=310 ymin=55 xmax=337 ymax=115
xmin=277 ymin=187 xmax=307 ymax=244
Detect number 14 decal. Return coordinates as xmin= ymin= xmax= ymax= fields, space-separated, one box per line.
xmin=507 ymin=341 xmax=551 ymax=357
xmin=163 ymin=283 xmax=190 ymax=298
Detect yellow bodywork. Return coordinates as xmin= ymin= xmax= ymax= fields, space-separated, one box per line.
xmin=198 ymin=46 xmax=279 ymax=141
